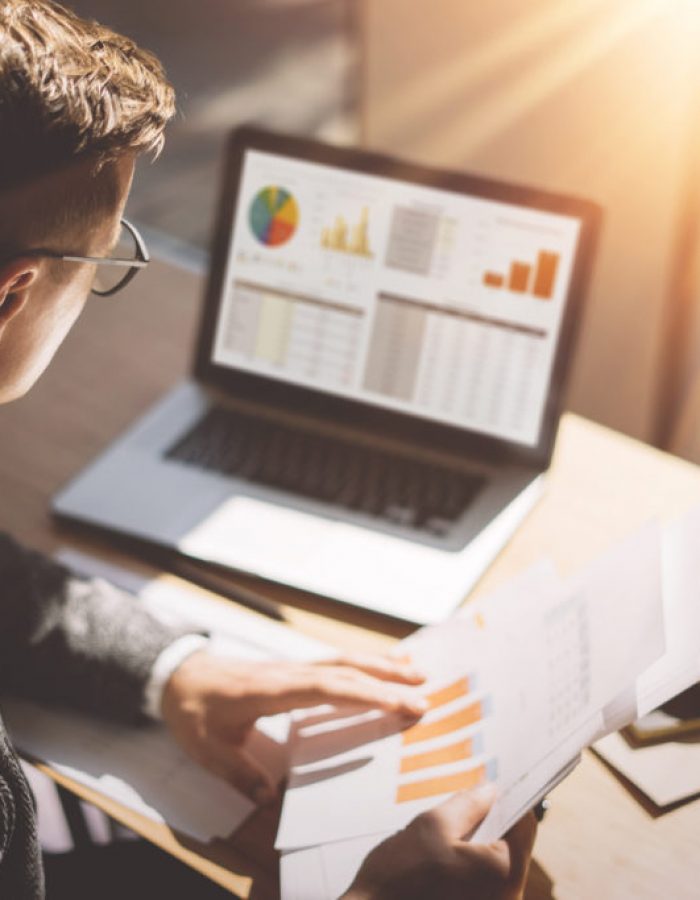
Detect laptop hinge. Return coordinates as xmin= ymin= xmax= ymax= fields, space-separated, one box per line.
xmin=201 ymin=384 xmax=520 ymax=476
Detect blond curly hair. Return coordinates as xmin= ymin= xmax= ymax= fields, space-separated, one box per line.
xmin=0 ymin=0 xmax=175 ymax=188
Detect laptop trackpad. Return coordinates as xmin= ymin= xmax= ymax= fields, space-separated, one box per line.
xmin=180 ymin=495 xmax=331 ymax=572
xmin=176 ymin=493 xmax=530 ymax=623
xmin=178 ymin=495 xmax=468 ymax=618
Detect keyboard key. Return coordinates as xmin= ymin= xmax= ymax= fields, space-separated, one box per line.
xmin=165 ymin=407 xmax=484 ymax=534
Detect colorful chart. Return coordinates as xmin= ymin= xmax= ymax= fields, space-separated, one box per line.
xmin=320 ymin=206 xmax=373 ymax=257
xmin=482 ymin=250 xmax=560 ymax=300
xmin=249 ymin=186 xmax=299 ymax=247
xmin=394 ymin=676 xmax=495 ymax=804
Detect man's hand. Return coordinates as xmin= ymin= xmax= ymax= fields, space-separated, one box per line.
xmin=161 ymin=651 xmax=426 ymax=803
xmin=342 ymin=787 xmax=537 ymax=900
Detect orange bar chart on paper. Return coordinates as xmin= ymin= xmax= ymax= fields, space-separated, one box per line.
xmin=424 ymin=677 xmax=473 ymax=711
xmin=400 ymin=734 xmax=483 ymax=774
xmin=402 ymin=695 xmax=491 ymax=746
xmin=396 ymin=760 xmax=498 ymax=804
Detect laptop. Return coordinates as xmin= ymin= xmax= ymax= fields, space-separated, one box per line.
xmin=53 ymin=126 xmax=600 ymax=624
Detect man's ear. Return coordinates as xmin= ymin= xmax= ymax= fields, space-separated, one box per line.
xmin=0 ymin=257 xmax=41 ymax=327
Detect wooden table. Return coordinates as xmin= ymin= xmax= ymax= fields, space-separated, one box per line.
xmin=2 ymin=259 xmax=699 ymax=899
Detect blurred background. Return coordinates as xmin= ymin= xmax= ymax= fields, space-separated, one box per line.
xmin=69 ymin=0 xmax=361 ymax=253
xmin=70 ymin=0 xmax=700 ymax=460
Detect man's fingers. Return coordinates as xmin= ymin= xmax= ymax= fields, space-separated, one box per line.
xmin=321 ymin=653 xmax=426 ymax=685
xmin=248 ymin=669 xmax=428 ymax=719
xmin=454 ymin=840 xmax=512 ymax=883
xmin=453 ymin=810 xmax=538 ymax=895
xmin=208 ymin=740 xmax=276 ymax=805
xmin=502 ymin=811 xmax=538 ymax=889
xmin=505 ymin=810 xmax=537 ymax=858
xmin=417 ymin=784 xmax=497 ymax=840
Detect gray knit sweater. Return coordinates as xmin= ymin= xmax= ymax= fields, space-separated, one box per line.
xmin=0 ymin=533 xmax=185 ymax=899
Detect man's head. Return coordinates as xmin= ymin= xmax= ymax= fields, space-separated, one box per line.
xmin=0 ymin=0 xmax=175 ymax=402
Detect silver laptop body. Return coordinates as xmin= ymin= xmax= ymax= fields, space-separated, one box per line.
xmin=53 ymin=127 xmax=600 ymax=624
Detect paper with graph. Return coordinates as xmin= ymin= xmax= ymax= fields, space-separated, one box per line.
xmin=279 ymin=755 xmax=580 ymax=900
xmin=276 ymin=524 xmax=665 ymax=850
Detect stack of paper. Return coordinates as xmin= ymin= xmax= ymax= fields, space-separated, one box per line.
xmin=279 ymin=509 xmax=700 ymax=899
xmin=594 ymin=505 xmax=700 ymax=804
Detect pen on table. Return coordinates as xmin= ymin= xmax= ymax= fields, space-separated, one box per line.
xmin=167 ymin=558 xmax=288 ymax=622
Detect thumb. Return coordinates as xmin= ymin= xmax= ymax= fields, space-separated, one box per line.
xmin=427 ymin=784 xmax=498 ymax=839
xmin=502 ymin=811 xmax=538 ymax=891
xmin=209 ymin=740 xmax=277 ymax=805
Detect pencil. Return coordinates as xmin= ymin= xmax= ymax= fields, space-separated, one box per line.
xmin=168 ymin=558 xmax=287 ymax=622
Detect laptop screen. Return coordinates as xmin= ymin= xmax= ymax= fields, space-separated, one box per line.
xmin=210 ymin=148 xmax=583 ymax=448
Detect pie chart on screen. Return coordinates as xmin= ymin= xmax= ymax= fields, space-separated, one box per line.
xmin=249 ymin=186 xmax=299 ymax=247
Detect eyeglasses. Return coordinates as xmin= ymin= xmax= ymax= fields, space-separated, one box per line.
xmin=15 ymin=217 xmax=150 ymax=297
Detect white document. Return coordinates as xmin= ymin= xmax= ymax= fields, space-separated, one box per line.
xmin=276 ymin=524 xmax=664 ymax=850
xmin=280 ymin=832 xmax=390 ymax=900
xmin=591 ymin=506 xmax=700 ymax=737
xmin=276 ymin=564 xmax=552 ymax=850
xmin=4 ymin=550 xmax=332 ymax=843
xmin=3 ymin=696 xmax=262 ymax=843
xmin=279 ymin=754 xmax=580 ymax=900
xmin=636 ymin=506 xmax=700 ymax=717
xmin=476 ymin=521 xmax=665 ymax=841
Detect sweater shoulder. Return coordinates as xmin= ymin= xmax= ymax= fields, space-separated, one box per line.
xmin=0 ymin=767 xmax=16 ymax=863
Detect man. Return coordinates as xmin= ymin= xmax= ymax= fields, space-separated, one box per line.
xmin=0 ymin=2 xmax=536 ymax=898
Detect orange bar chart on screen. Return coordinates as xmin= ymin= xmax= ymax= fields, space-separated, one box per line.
xmin=508 ymin=261 xmax=531 ymax=293
xmin=532 ymin=251 xmax=560 ymax=299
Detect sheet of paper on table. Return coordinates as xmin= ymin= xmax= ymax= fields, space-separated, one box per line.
xmin=277 ymin=523 xmax=667 ymax=898
xmin=594 ymin=731 xmax=700 ymax=807
xmin=3 ymin=549 xmax=332 ymax=843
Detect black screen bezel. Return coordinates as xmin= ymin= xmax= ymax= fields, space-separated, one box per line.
xmin=194 ymin=126 xmax=601 ymax=469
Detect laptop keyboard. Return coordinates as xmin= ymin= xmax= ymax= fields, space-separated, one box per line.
xmin=165 ymin=407 xmax=485 ymax=536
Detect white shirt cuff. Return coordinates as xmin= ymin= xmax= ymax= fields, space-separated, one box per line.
xmin=142 ymin=635 xmax=210 ymax=720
